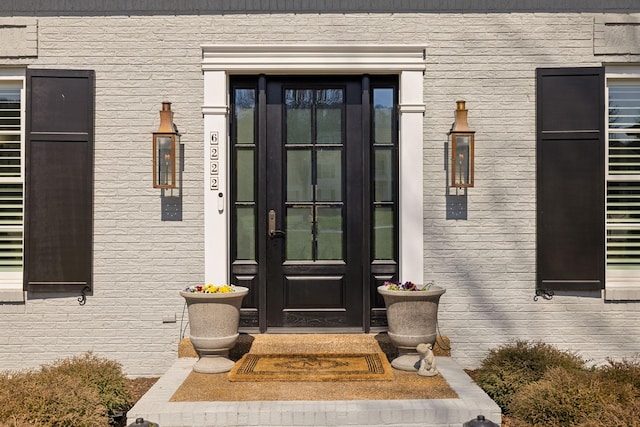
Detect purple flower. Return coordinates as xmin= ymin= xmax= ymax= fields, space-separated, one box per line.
xmin=382 ymin=280 xmax=433 ymax=291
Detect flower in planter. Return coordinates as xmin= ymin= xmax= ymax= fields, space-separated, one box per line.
xmin=382 ymin=281 xmax=434 ymax=291
xmin=184 ymin=283 xmax=237 ymax=293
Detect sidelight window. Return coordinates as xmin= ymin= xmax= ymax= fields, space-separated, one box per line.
xmin=372 ymin=87 xmax=397 ymax=261
xmin=232 ymin=86 xmax=257 ymax=261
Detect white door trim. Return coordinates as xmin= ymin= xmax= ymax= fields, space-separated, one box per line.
xmin=201 ymin=45 xmax=426 ymax=284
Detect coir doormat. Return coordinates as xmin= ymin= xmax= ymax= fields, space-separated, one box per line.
xmin=228 ymin=353 xmax=393 ymax=381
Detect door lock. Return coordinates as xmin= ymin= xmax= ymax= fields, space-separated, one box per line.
xmin=268 ymin=209 xmax=285 ymax=238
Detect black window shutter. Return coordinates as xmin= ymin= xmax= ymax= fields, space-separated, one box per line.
xmin=24 ymin=69 xmax=94 ymax=293
xmin=536 ymin=67 xmax=605 ymax=292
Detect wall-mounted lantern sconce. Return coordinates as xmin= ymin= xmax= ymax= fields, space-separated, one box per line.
xmin=153 ymin=102 xmax=180 ymax=189
xmin=449 ymin=100 xmax=475 ymax=188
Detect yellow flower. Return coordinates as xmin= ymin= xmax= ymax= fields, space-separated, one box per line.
xmin=185 ymin=283 xmax=237 ymax=293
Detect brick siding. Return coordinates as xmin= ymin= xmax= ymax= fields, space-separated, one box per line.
xmin=0 ymin=9 xmax=639 ymax=376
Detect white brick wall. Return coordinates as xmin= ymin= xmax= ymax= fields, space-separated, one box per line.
xmin=0 ymin=11 xmax=639 ymax=376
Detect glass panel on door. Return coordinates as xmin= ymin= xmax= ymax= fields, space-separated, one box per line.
xmin=233 ymin=87 xmax=256 ymax=261
xmin=284 ymin=88 xmax=345 ymax=263
xmin=372 ymin=87 xmax=396 ymax=261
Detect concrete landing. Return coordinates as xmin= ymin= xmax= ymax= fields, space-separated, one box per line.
xmin=127 ymin=356 xmax=501 ymax=427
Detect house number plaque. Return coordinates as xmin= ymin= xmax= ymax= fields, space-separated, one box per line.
xmin=209 ymin=131 xmax=220 ymax=191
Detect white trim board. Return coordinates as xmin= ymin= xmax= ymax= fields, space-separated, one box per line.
xmin=201 ymin=45 xmax=427 ymax=73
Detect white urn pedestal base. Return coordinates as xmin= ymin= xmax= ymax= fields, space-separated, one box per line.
xmin=193 ymin=351 xmax=236 ymax=374
xmin=390 ymin=349 xmax=422 ymax=371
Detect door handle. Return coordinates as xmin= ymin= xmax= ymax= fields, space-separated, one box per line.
xmin=268 ymin=209 xmax=285 ymax=238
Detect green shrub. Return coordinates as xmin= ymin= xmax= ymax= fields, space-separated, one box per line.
xmin=587 ymin=397 xmax=640 ymax=427
xmin=0 ymin=352 xmax=132 ymax=427
xmin=509 ymin=364 xmax=640 ymax=427
xmin=598 ymin=357 xmax=640 ymax=390
xmin=0 ymin=369 xmax=106 ymax=427
xmin=475 ymin=340 xmax=585 ymax=412
xmin=585 ymin=358 xmax=640 ymax=427
xmin=474 ymin=343 xmax=640 ymax=427
xmin=509 ymin=366 xmax=603 ymax=426
xmin=44 ymin=352 xmax=132 ymax=416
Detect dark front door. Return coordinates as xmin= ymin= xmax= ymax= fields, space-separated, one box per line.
xmin=230 ymin=75 xmax=399 ymax=331
xmin=265 ymin=77 xmax=364 ymax=328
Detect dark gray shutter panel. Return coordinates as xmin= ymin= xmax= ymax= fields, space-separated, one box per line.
xmin=24 ymin=69 xmax=94 ymax=292
xmin=536 ymin=67 xmax=605 ymax=292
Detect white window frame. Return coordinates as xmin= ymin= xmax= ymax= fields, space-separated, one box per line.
xmin=605 ymin=66 xmax=640 ymax=300
xmin=0 ymin=68 xmax=25 ymax=302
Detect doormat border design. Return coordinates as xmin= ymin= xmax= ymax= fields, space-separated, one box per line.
xmin=228 ymin=352 xmax=394 ymax=382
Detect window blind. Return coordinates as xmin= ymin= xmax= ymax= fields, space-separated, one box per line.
xmin=0 ymin=184 xmax=22 ymax=272
xmin=607 ymin=84 xmax=640 ymax=271
xmin=0 ymin=86 xmax=23 ymax=275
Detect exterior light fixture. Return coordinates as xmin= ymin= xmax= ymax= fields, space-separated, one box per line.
xmin=153 ymin=102 xmax=180 ymax=189
xmin=449 ymin=100 xmax=475 ymax=188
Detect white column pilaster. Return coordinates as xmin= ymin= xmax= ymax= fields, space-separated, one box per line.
xmin=399 ymin=70 xmax=426 ymax=283
xmin=202 ymin=70 xmax=229 ymax=284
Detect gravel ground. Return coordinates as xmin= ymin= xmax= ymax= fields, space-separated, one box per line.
xmin=128 ymin=377 xmax=159 ymax=406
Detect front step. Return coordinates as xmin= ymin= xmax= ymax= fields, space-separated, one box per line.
xmin=129 ymin=334 xmax=500 ymax=426
xmin=127 ymin=357 xmax=500 ymax=426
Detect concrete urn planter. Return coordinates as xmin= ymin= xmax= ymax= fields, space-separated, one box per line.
xmin=377 ymin=284 xmax=446 ymax=371
xmin=179 ymin=287 xmax=248 ymax=374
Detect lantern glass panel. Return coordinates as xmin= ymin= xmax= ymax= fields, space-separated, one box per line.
xmin=452 ymin=134 xmax=473 ymax=187
xmin=155 ymin=135 xmax=175 ymax=188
